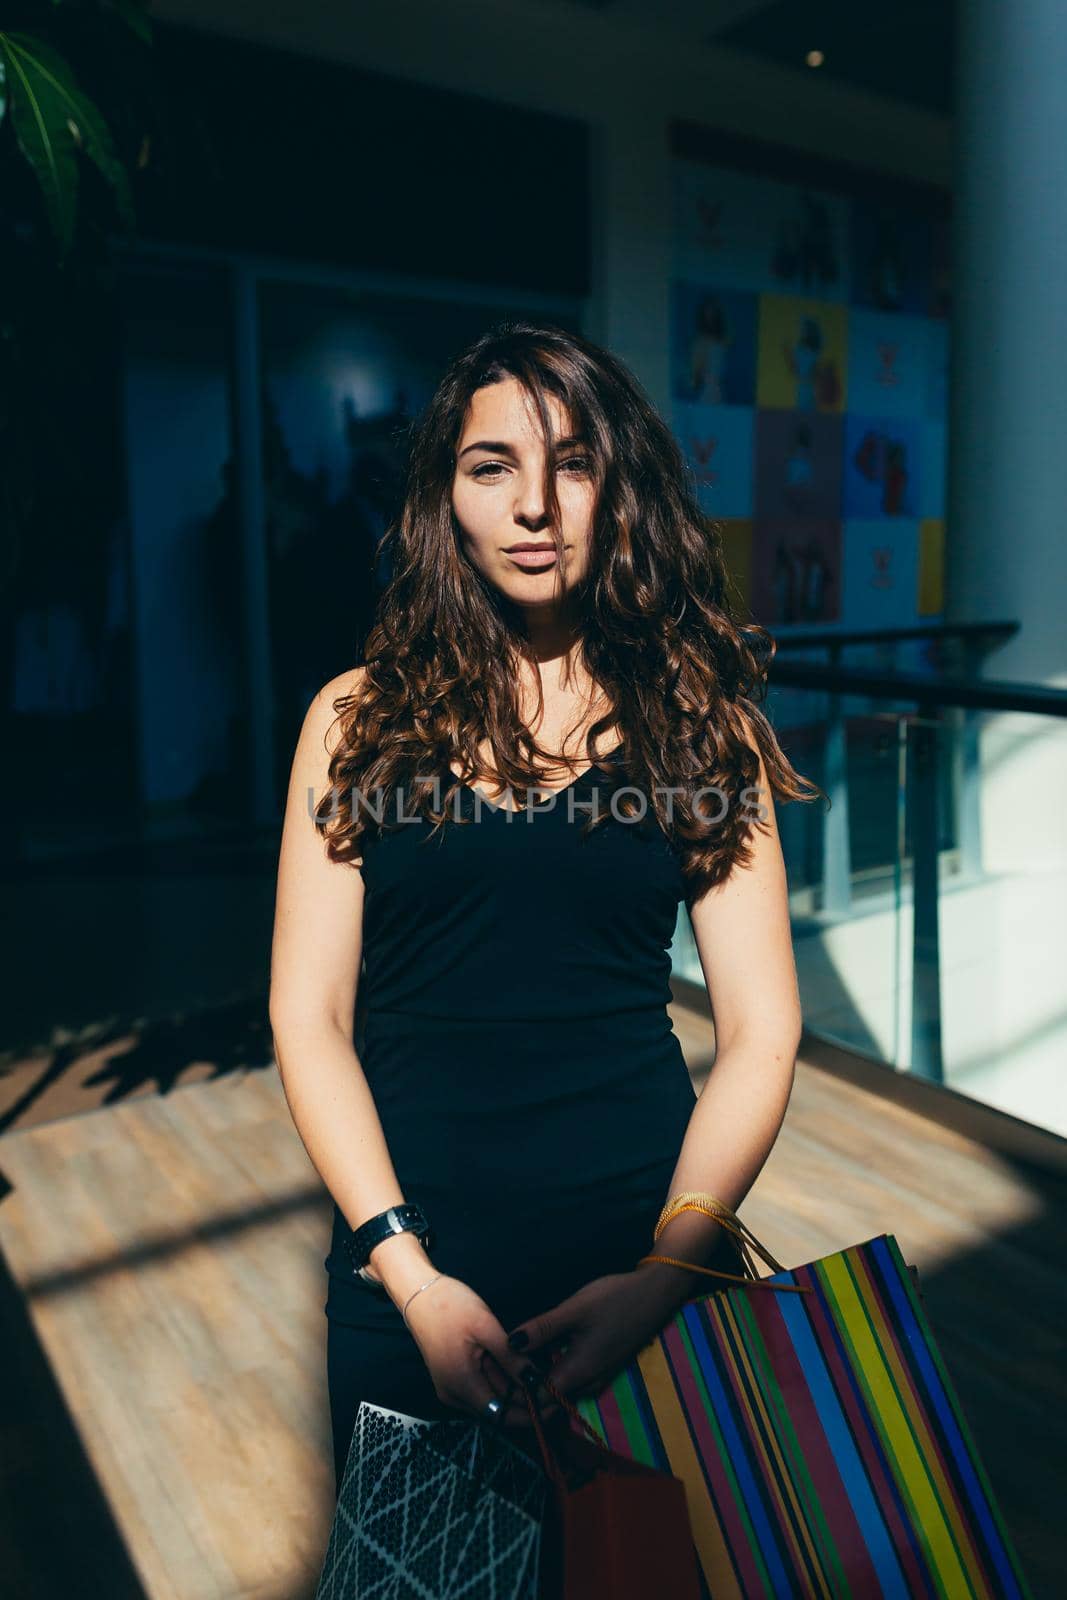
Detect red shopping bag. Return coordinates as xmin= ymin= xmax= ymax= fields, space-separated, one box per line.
xmin=486 ymin=1353 xmax=703 ymax=1600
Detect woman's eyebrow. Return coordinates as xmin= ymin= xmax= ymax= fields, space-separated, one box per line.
xmin=457 ymin=434 xmax=586 ymax=459
xmin=458 ymin=439 xmax=518 ymax=459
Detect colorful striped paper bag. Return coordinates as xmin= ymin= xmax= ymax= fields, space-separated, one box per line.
xmin=573 ymin=1234 xmax=1032 ymax=1599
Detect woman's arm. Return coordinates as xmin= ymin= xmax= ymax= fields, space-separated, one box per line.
xmin=638 ymin=716 xmax=802 ymax=1306
xmin=269 ymin=667 xmax=431 ymax=1309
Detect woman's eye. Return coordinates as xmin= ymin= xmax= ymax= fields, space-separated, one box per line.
xmin=471 ymin=457 xmax=591 ymax=480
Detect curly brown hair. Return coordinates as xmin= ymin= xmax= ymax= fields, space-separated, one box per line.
xmin=315 ymin=320 xmax=822 ymax=904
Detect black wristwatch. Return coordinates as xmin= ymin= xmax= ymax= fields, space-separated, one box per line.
xmin=343 ymin=1201 xmax=432 ymax=1290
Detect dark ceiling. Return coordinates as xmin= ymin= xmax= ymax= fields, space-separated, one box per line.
xmin=714 ymin=0 xmax=954 ymax=116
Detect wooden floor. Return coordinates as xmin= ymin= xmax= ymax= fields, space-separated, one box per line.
xmin=1 ymin=1002 xmax=1064 ymax=1598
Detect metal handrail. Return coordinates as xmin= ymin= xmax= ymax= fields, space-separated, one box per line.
xmin=769 ymin=660 xmax=1067 ymax=717
xmin=770 ymin=619 xmax=1020 ymax=651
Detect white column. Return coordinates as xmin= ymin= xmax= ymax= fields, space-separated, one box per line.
xmin=945 ymin=1 xmax=1067 ymax=1130
xmin=947 ymin=0 xmax=1067 ymax=687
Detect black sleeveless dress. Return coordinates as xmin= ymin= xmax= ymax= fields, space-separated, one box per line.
xmin=322 ymin=746 xmax=704 ymax=1490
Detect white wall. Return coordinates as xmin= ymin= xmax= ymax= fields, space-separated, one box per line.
xmin=948 ymin=0 xmax=1067 ymax=689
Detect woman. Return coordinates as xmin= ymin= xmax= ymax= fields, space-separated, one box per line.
xmin=269 ymin=321 xmax=819 ymax=1495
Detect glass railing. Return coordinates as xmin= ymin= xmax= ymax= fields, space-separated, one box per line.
xmin=668 ymin=623 xmax=1067 ymax=1141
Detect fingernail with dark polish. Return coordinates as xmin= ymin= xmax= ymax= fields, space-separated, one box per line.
xmin=508 ymin=1329 xmax=529 ymax=1350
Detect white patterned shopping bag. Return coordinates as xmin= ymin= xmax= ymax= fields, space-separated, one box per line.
xmin=316 ymin=1403 xmax=547 ymax=1600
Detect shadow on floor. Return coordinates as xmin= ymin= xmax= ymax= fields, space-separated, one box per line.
xmin=0 ymin=1229 xmax=149 ymax=1600
xmin=0 ymin=991 xmax=277 ymax=1137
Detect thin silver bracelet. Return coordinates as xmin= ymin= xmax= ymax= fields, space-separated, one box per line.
xmin=402 ymin=1272 xmax=444 ymax=1327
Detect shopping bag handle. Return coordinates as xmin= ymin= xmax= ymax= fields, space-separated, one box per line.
xmin=482 ymin=1347 xmax=612 ymax=1491
xmin=638 ymin=1193 xmax=811 ymax=1296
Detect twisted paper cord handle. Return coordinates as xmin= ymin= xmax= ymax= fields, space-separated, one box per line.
xmin=640 ymin=1192 xmax=811 ymax=1295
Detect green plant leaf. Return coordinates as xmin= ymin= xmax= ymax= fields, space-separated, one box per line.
xmin=3 ymin=36 xmax=78 ymax=251
xmin=3 ymin=31 xmax=135 ymax=250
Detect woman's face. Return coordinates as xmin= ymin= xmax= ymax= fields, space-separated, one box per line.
xmin=451 ymin=376 xmax=596 ymax=609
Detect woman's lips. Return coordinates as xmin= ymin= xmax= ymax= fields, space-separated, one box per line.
xmin=506 ymin=548 xmax=558 ymax=569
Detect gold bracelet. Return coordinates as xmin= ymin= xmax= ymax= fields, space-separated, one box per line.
xmin=401 ymin=1272 xmax=443 ymax=1327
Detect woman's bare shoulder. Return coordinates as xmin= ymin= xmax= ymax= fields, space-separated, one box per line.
xmin=304 ymin=665 xmax=369 ymax=755
xmin=315 ymin=663 xmax=368 ymax=711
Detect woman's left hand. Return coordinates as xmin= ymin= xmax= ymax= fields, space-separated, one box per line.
xmin=504 ymin=1265 xmax=684 ymax=1405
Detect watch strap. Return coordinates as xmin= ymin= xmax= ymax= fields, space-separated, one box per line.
xmin=343 ymin=1201 xmax=431 ymax=1287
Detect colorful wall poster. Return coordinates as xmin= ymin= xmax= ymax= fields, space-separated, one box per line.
xmin=920 ymin=421 xmax=947 ymax=519
xmin=756 ymin=294 xmax=849 ymax=413
xmin=751 ymin=520 xmax=841 ymax=625
xmin=924 ymin=318 xmax=949 ymax=417
xmin=850 ymin=202 xmax=933 ymax=314
xmin=673 ymin=401 xmax=755 ymax=519
xmin=754 ymin=410 xmax=844 ymax=522
xmin=669 ymin=129 xmax=949 ymax=635
xmin=847 ymin=310 xmax=930 ymax=418
xmin=718 ymin=519 xmax=753 ymax=615
xmin=918 ymin=519 xmax=945 ymax=616
xmin=674 ymin=159 xmax=850 ymax=301
xmin=844 ymin=415 xmax=921 ymax=520
xmin=841 ymin=519 xmax=921 ymax=631
xmin=671 ymin=283 xmax=757 ymax=405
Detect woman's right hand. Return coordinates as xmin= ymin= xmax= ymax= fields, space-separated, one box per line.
xmin=403 ymin=1274 xmax=560 ymax=1431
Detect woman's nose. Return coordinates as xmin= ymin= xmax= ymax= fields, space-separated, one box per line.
xmin=513 ymin=485 xmax=548 ymax=526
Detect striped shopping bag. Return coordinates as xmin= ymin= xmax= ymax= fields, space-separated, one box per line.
xmin=570 ymin=1231 xmax=1032 ymax=1599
